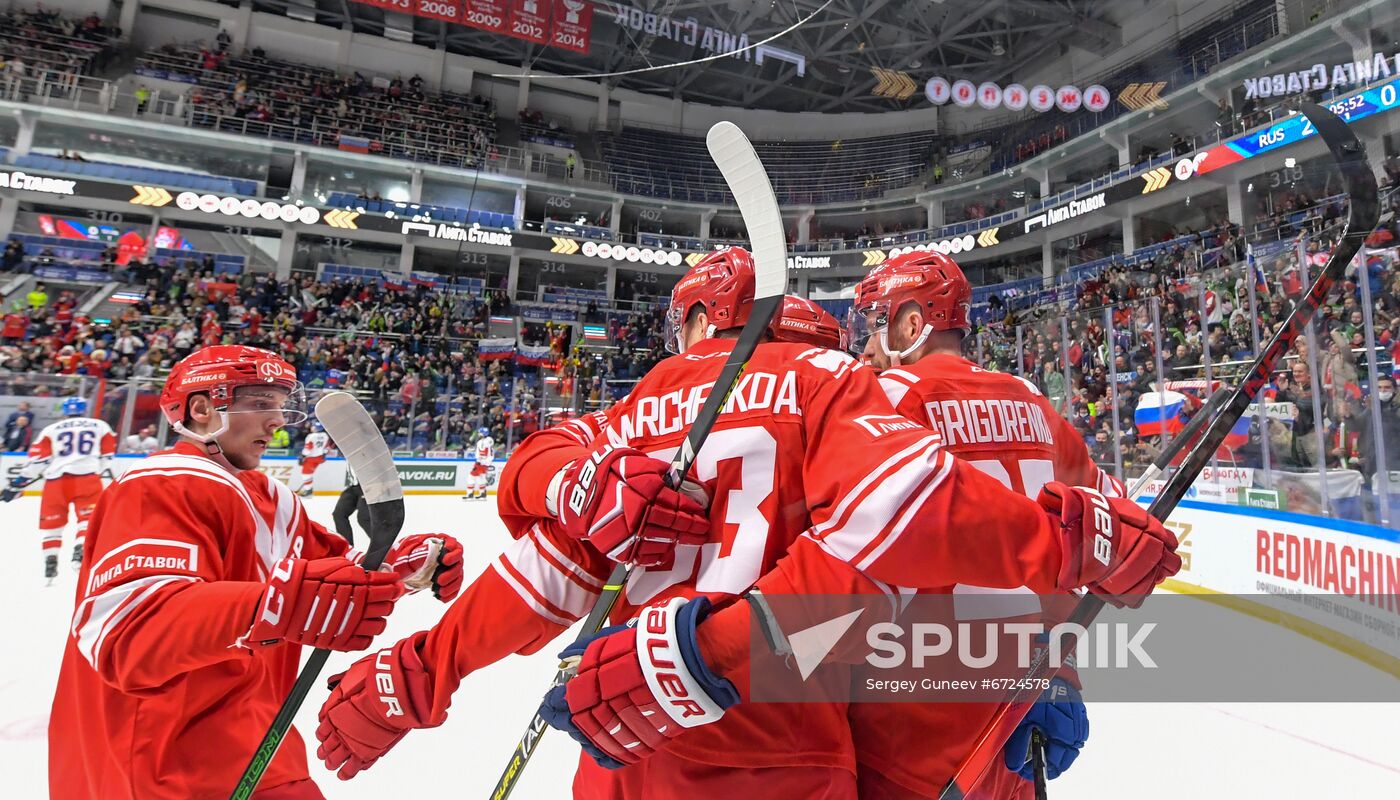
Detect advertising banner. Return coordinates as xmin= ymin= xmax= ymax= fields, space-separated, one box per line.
xmin=1165 ymin=501 xmax=1400 ymax=665
xmin=2 ymin=453 xmax=503 ymax=495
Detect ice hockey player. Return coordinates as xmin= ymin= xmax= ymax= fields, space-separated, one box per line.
xmin=845 ymin=250 xmax=1125 ymax=799
xmin=464 ymin=426 xmax=495 ymax=500
xmin=47 ymin=345 xmax=466 ymax=800
xmin=312 ymin=249 xmax=1178 ymax=798
xmin=294 ymin=419 xmax=330 ymax=497
xmin=0 ymin=396 xmax=115 ymax=578
xmin=332 ymin=464 xmax=370 ymax=546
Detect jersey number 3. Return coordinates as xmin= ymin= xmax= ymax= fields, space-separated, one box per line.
xmin=628 ymin=428 xmax=776 ymax=604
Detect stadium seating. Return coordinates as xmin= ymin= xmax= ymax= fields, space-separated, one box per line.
xmin=0 ymin=7 xmax=121 ymax=80
xmin=324 ymin=192 xmax=515 ymax=230
xmin=599 ymin=125 xmax=936 ymax=206
xmin=137 ymin=46 xmax=499 ymax=174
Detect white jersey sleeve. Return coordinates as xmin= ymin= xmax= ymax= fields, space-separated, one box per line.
xmin=302 ymin=431 xmax=330 ymax=458
xmin=23 ymin=417 xmax=117 ymax=480
xmin=475 ymin=437 xmax=495 ymax=464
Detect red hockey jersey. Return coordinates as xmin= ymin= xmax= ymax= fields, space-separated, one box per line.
xmin=853 ymin=353 xmax=1120 ymax=799
xmin=422 ymin=338 xmax=1064 ymax=778
xmin=49 ymin=443 xmax=350 ymax=799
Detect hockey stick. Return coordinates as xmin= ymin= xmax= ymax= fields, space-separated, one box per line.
xmin=231 ymin=391 xmax=406 ymax=799
xmin=939 ymin=102 xmax=1379 ymax=800
xmin=0 ymin=474 xmax=39 ymax=502
xmin=487 ymin=120 xmax=789 ymax=800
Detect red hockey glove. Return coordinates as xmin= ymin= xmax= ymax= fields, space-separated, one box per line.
xmin=385 ymin=533 xmax=465 ymax=602
xmin=540 ymin=597 xmax=739 ymax=768
xmin=316 ymin=631 xmax=441 ymax=780
xmin=555 ymin=445 xmax=709 ymax=566
xmin=1038 ymin=482 xmax=1180 ymax=608
xmin=240 ymin=556 xmax=404 ymax=651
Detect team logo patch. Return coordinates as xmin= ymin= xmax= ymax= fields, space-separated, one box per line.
xmin=853 ymin=414 xmax=932 ymax=440
xmin=257 ymin=360 xmax=294 ymax=380
xmin=86 ymin=538 xmax=201 ymax=594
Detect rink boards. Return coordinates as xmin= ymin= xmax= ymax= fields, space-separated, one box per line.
xmin=1158 ymin=500 xmax=1400 ymax=678
xmin=0 ymin=452 xmax=509 ymax=496
xmin=5 ymin=449 xmax=1400 ymax=676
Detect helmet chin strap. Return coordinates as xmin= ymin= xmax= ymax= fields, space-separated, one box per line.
xmin=879 ymin=323 xmax=933 ymax=367
xmin=171 ymin=410 xmax=229 ymax=456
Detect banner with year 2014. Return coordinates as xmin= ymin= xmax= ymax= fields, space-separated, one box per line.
xmin=355 ymin=1 xmax=593 ymax=54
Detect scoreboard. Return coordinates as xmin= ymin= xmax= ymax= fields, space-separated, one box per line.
xmin=1196 ymin=76 xmax=1400 ymax=175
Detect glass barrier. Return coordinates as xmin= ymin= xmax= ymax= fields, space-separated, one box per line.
xmin=966 ymin=216 xmax=1400 ymax=530
xmin=0 ymin=373 xmax=99 ymax=452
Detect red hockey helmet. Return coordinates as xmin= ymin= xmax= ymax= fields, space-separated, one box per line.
xmin=664 ymin=246 xmax=756 ymax=353
xmin=847 ymin=251 xmax=972 ymax=363
xmin=160 ymin=345 xmax=306 ymax=445
xmin=770 ymin=296 xmax=846 ymax=350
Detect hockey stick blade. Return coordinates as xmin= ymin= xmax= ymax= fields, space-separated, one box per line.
xmin=939 ymin=102 xmax=1378 ymax=800
xmin=488 ymin=121 xmax=789 ymax=800
xmin=231 ymin=391 xmax=406 ymax=799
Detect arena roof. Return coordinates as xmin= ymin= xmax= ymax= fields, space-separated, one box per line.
xmin=252 ymin=0 xmax=1123 ymax=113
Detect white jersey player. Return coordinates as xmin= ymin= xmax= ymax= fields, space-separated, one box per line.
xmin=294 ymin=422 xmax=330 ymax=497
xmin=1 ymin=397 xmax=115 ymax=579
xmin=464 ymin=428 xmax=494 ymax=500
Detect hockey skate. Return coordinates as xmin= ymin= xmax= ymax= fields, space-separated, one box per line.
xmin=45 ymin=554 xmax=58 ymax=584
xmin=71 ymin=542 xmax=83 ymax=570
xmin=297 ymin=484 xmax=314 ymax=498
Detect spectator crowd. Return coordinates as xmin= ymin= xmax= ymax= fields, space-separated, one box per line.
xmin=970 ymin=168 xmax=1400 ymax=521
xmin=0 ymin=249 xmax=673 ymax=456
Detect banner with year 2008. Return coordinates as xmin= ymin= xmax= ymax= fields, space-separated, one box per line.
xmin=414 ymin=0 xmax=463 ymax=23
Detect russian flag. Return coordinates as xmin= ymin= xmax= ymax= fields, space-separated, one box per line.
xmin=108 ymin=290 xmax=144 ymax=305
xmin=1135 ymin=391 xmax=1189 ymax=436
xmin=338 ymin=134 xmax=372 ymax=154
xmin=478 ymin=337 xmax=516 ymax=361
xmin=1247 ymin=243 xmax=1268 ymax=295
xmin=490 ymin=315 xmax=514 ymax=325
xmin=516 ymin=343 xmax=556 ymax=367
xmin=582 ymin=324 xmax=608 ymax=342
xmin=1217 ymin=414 xmax=1250 ymax=458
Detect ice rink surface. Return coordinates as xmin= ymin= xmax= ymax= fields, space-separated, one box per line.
xmin=2 ymin=493 xmax=1397 ymax=798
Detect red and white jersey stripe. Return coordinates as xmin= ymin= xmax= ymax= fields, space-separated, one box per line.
xmin=50 ymin=441 xmax=350 ymax=799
